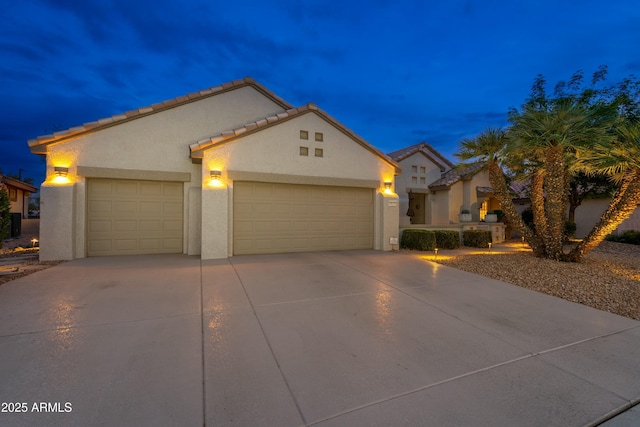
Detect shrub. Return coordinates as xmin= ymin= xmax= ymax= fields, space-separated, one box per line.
xmin=0 ymin=183 xmax=11 ymax=247
xmin=433 ymin=230 xmax=460 ymax=249
xmin=564 ymin=221 xmax=577 ymax=240
xmin=463 ymin=230 xmax=492 ymax=248
xmin=401 ymin=229 xmax=436 ymax=251
xmin=521 ymin=208 xmax=534 ymax=230
xmin=493 ymin=209 xmax=505 ymax=222
xmin=606 ymin=230 xmax=640 ymax=245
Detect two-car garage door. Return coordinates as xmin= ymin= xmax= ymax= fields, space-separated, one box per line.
xmin=233 ymin=182 xmax=373 ymax=255
xmin=86 ymin=179 xmax=373 ymax=257
xmin=86 ymin=179 xmax=183 ymax=256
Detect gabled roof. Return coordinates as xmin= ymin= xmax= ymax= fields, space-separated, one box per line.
xmin=189 ymin=102 xmax=401 ymax=174
xmin=1 ymin=176 xmax=38 ymax=193
xmin=28 ymin=77 xmax=292 ymax=154
xmin=428 ymin=162 xmax=485 ymax=189
xmin=386 ymin=142 xmax=454 ymax=171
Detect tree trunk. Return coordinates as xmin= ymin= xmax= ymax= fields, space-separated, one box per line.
xmin=529 ymin=170 xmax=547 ymax=257
xmin=565 ymin=168 xmax=640 ymax=262
xmin=543 ymin=144 xmax=567 ymax=260
xmin=488 ymin=161 xmax=541 ymax=251
xmin=567 ymin=180 xmax=583 ymax=224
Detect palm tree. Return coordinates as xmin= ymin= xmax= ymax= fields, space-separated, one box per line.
xmin=507 ymin=97 xmax=615 ymax=260
xmin=456 ymin=128 xmax=540 ymax=250
xmin=566 ymin=120 xmax=640 ymax=261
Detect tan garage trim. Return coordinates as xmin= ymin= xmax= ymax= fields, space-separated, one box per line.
xmin=86 ymin=178 xmax=183 ymax=256
xmin=228 ymin=170 xmax=379 ymax=189
xmin=233 ymin=181 xmax=373 ymax=255
xmin=77 ymin=166 xmax=191 ymax=182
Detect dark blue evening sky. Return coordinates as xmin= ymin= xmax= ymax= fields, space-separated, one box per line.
xmin=2 ymin=0 xmax=639 ymax=186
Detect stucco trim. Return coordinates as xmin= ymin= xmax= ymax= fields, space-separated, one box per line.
xmin=76 ymin=166 xmax=191 ymax=182
xmin=227 ymin=170 xmax=380 ymax=188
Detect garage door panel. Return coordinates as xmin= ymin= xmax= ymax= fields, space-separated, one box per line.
xmin=88 ymin=200 xmax=113 ymax=216
xmin=114 ymin=220 xmax=137 ymax=232
xmin=163 ymin=202 xmax=182 ymax=215
xmin=88 ymin=240 xmax=112 ymax=252
xmin=114 ymin=200 xmax=138 ymax=214
xmin=163 ymin=220 xmax=183 ymax=232
xmin=139 ymin=182 xmax=162 ymax=197
xmin=115 ymin=181 xmax=138 ymax=195
xmin=233 ymin=182 xmax=373 ymax=255
xmin=87 ymin=179 xmax=183 ymax=256
xmin=114 ymin=239 xmax=137 ymax=251
xmin=88 ymin=220 xmax=112 ymax=233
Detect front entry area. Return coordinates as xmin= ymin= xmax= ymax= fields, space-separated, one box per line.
xmin=233 ymin=181 xmax=374 ymax=255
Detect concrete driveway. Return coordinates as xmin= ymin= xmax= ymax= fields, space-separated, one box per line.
xmin=0 ymin=251 xmax=638 ymax=426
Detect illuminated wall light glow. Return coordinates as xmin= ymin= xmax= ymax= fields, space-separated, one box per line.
xmin=209 ymin=170 xmax=224 ymax=187
xmin=383 ymin=181 xmax=394 ymax=195
xmin=50 ymin=166 xmax=72 ymax=184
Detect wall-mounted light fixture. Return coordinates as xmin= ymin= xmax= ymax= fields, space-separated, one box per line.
xmin=383 ymin=181 xmax=393 ymax=195
xmin=209 ymin=170 xmax=223 ymax=187
xmin=54 ymin=166 xmax=69 ymax=177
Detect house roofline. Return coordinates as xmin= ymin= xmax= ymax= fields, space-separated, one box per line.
xmin=190 ymin=103 xmax=402 ymax=174
xmin=1 ymin=176 xmax=38 ymax=193
xmin=387 ymin=142 xmax=454 ymax=170
xmin=28 ymin=77 xmax=293 ymax=154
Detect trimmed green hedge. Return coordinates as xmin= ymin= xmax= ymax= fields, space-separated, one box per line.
xmin=463 ymin=230 xmax=492 ymax=248
xmin=606 ymin=230 xmax=640 ymax=245
xmin=401 ymin=229 xmax=436 ymax=251
xmin=433 ymin=230 xmax=460 ymax=249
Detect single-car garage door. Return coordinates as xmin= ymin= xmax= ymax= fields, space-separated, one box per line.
xmin=233 ymin=181 xmax=373 ymax=255
xmin=87 ymin=178 xmax=183 ymax=256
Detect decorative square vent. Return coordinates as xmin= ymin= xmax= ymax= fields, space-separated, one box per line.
xmin=299 ymin=146 xmax=309 ymax=156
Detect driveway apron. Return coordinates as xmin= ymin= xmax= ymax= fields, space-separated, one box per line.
xmin=1 ymin=251 xmax=639 ymax=426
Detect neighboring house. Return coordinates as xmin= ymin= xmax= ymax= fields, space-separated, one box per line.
xmin=28 ymin=78 xmax=400 ymax=261
xmin=388 ymin=143 xmax=500 ymax=227
xmin=1 ymin=175 xmax=38 ymax=238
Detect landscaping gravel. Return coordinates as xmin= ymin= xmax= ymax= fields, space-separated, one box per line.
xmin=432 ymin=240 xmax=640 ymax=320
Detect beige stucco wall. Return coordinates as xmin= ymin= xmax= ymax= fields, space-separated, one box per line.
xmin=463 ymin=171 xmax=493 ymax=222
xmin=8 ymin=188 xmax=29 ymax=218
xmin=200 ymin=112 xmax=399 ymax=259
xmin=39 ymin=183 xmax=75 ymax=261
xmin=39 ymin=86 xmax=285 ymax=260
xmin=395 ymin=153 xmax=449 ymax=227
xmin=574 ymin=198 xmax=640 ymax=238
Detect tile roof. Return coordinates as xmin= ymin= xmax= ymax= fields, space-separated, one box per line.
xmin=386 ymin=142 xmax=454 ymax=170
xmin=1 ymin=175 xmax=38 ymax=193
xmin=189 ymin=102 xmax=401 ymax=173
xmin=428 ymin=162 xmax=485 ymax=189
xmin=28 ymin=77 xmax=292 ymax=153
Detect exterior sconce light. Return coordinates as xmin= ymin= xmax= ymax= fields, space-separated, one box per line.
xmin=54 ymin=166 xmax=69 ymax=177
xmin=209 ymin=170 xmax=223 ymax=187
xmin=383 ymin=181 xmax=393 ymax=195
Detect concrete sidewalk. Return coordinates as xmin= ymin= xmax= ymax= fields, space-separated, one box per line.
xmin=0 ymin=251 xmax=638 ymax=426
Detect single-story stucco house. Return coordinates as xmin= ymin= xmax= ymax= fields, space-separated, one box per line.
xmin=28 ymin=78 xmax=401 ymax=261
xmin=387 ymin=142 xmax=506 ymax=243
xmin=388 ymin=143 xmax=501 ymax=224
xmin=1 ymin=175 xmax=38 ymax=238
